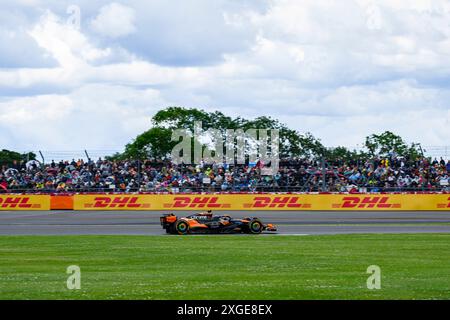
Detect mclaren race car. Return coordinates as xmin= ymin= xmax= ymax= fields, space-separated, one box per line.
xmin=160 ymin=211 xmax=277 ymax=235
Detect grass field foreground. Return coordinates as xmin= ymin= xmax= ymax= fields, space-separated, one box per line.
xmin=0 ymin=234 xmax=449 ymax=299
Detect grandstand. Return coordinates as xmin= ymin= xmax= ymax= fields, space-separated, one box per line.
xmin=2 ymin=149 xmax=449 ymax=193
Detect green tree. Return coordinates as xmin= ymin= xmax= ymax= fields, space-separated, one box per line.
xmin=324 ymin=146 xmax=370 ymax=165
xmin=110 ymin=107 xmax=326 ymax=160
xmin=364 ymin=131 xmax=422 ymax=159
xmin=0 ymin=149 xmax=36 ymax=166
xmin=109 ymin=127 xmax=175 ymax=160
xmin=152 ymin=106 xmax=242 ymax=130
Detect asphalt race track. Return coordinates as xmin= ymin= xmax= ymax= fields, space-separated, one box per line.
xmin=0 ymin=210 xmax=450 ymax=235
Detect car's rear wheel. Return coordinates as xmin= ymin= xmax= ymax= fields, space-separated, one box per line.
xmin=175 ymin=220 xmax=190 ymax=235
xmin=248 ymin=219 xmax=263 ymax=234
xmin=165 ymin=225 xmax=174 ymax=234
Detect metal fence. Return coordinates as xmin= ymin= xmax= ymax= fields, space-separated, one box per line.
xmin=2 ymin=187 xmax=449 ymax=195
xmin=11 ymin=145 xmax=449 ymax=164
xmin=422 ymin=146 xmax=450 ymax=160
xmin=31 ymin=149 xmax=123 ymax=163
xmin=2 ymin=156 xmax=449 ymax=194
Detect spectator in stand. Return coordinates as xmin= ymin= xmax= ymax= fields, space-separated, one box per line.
xmin=0 ymin=155 xmax=449 ymax=193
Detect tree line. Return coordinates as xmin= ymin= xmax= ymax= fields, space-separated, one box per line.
xmin=108 ymin=106 xmax=423 ymax=162
xmin=0 ymin=106 xmax=424 ymax=166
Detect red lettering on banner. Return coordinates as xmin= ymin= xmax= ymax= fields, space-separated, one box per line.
xmin=172 ymin=197 xmax=191 ymax=208
xmin=91 ymin=196 xmax=142 ymax=208
xmin=249 ymin=196 xmax=305 ymax=208
xmin=341 ymin=197 xmax=360 ymax=208
xmin=287 ymin=197 xmax=303 ymax=208
xmin=359 ymin=197 xmax=383 ymax=208
xmin=125 ymin=197 xmax=141 ymax=208
xmin=109 ymin=197 xmax=130 ymax=208
xmin=338 ymin=196 xmax=399 ymax=209
xmin=170 ymin=196 xmax=225 ymax=208
xmin=188 ymin=197 xmax=209 ymax=208
xmin=375 ymin=197 xmax=392 ymax=208
xmin=189 ymin=197 xmax=221 ymax=208
xmin=92 ymin=197 xmax=111 ymax=208
xmin=1 ymin=197 xmax=20 ymax=208
xmin=0 ymin=197 xmax=33 ymax=208
xmin=110 ymin=197 xmax=140 ymax=208
xmin=269 ymin=197 xmax=289 ymax=207
xmin=437 ymin=197 xmax=450 ymax=208
xmin=253 ymin=197 xmax=271 ymax=208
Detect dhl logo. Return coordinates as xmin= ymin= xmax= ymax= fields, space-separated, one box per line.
xmin=84 ymin=196 xmax=151 ymax=208
xmin=332 ymin=196 xmax=401 ymax=209
xmin=436 ymin=197 xmax=450 ymax=209
xmin=243 ymin=196 xmax=311 ymax=208
xmin=164 ymin=196 xmax=231 ymax=208
xmin=0 ymin=197 xmax=39 ymax=208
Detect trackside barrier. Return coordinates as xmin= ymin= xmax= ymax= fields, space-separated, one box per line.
xmin=0 ymin=195 xmax=51 ymax=210
xmin=50 ymin=195 xmax=74 ymax=210
xmin=72 ymin=194 xmax=450 ymax=211
xmin=0 ymin=194 xmax=449 ymax=211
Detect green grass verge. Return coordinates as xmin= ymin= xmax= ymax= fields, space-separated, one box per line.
xmin=1 ymin=234 xmax=449 ymax=300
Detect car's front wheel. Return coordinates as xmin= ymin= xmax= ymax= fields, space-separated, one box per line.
xmin=175 ymin=220 xmax=190 ymax=235
xmin=248 ymin=219 xmax=263 ymax=234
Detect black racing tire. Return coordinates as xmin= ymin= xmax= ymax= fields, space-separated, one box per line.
xmin=248 ymin=219 xmax=263 ymax=234
xmin=165 ymin=225 xmax=174 ymax=234
xmin=175 ymin=220 xmax=190 ymax=235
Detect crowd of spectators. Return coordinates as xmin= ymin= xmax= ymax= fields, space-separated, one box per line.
xmin=1 ymin=155 xmax=449 ymax=193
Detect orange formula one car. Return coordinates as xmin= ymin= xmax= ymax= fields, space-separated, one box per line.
xmin=160 ymin=211 xmax=277 ymax=235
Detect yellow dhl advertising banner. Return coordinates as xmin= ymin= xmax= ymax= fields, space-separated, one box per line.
xmin=73 ymin=194 xmax=450 ymax=211
xmin=0 ymin=195 xmax=51 ymax=210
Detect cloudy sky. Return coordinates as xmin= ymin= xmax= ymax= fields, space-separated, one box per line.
xmin=1 ymin=0 xmax=449 ymax=154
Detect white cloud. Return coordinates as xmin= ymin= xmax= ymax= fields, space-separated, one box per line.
xmin=0 ymin=84 xmax=169 ymax=151
xmin=91 ymin=3 xmax=136 ymax=38
xmin=0 ymin=0 xmax=450 ymax=154
xmin=29 ymin=11 xmax=111 ymax=69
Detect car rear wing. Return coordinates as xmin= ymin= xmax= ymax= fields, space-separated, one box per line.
xmin=160 ymin=213 xmax=177 ymax=226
